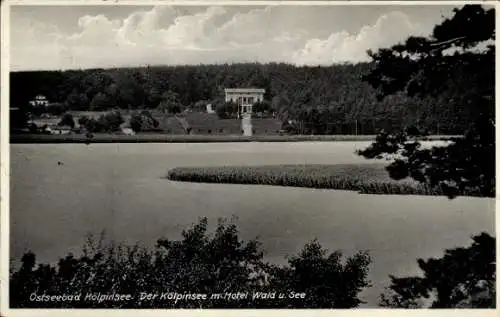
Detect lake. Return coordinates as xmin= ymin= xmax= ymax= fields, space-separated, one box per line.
xmin=9 ymin=142 xmax=495 ymax=307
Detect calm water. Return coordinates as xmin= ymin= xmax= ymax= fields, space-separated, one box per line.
xmin=10 ymin=142 xmax=495 ymax=307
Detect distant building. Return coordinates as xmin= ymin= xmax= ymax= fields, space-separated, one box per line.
xmin=121 ymin=128 xmax=135 ymax=136
xmin=29 ymin=95 xmax=49 ymax=108
xmin=47 ymin=125 xmax=72 ymax=135
xmin=224 ymin=88 xmax=265 ymax=117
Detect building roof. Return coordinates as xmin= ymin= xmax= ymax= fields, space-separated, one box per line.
xmin=224 ymin=88 xmax=265 ymax=93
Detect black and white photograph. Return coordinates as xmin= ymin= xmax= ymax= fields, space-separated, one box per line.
xmin=1 ymin=0 xmax=497 ymax=312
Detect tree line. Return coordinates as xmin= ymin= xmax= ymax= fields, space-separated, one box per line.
xmin=11 ymin=61 xmax=475 ymax=135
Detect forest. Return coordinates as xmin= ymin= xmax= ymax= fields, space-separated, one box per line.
xmin=10 ymin=61 xmax=474 ymax=135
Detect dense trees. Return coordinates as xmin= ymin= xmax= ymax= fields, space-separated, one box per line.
xmin=129 ymin=110 xmax=160 ymax=132
xmin=214 ymin=101 xmax=239 ymax=119
xmin=157 ymin=90 xmax=182 ymax=115
xmin=252 ymin=100 xmax=273 ymax=117
xmin=379 ymin=232 xmax=495 ymax=308
xmin=11 ymin=61 xmax=474 ymax=135
xmin=77 ymin=111 xmax=125 ymax=133
xmin=10 ymin=218 xmax=371 ymax=308
xmin=58 ymin=113 xmax=75 ymax=129
xmin=9 ymin=108 xmax=29 ymax=132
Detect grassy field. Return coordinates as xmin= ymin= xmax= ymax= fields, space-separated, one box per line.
xmin=166 ymin=164 xmax=481 ymax=197
xmin=184 ymin=112 xmax=282 ymax=135
xmin=10 ymin=133 xmax=458 ymax=144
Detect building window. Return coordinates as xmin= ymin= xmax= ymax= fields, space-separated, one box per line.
xmin=248 ymin=97 xmax=254 ymax=104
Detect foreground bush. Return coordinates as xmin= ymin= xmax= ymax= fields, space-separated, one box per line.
xmin=10 ymin=219 xmax=495 ymax=309
xmin=10 ymin=218 xmax=371 ymax=308
xmin=380 ymin=232 xmax=496 ymax=308
xmin=166 ymin=164 xmax=484 ymax=197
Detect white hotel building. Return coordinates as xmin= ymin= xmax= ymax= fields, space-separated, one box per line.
xmin=224 ymin=88 xmax=265 ymax=116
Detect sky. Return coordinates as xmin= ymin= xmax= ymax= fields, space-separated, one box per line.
xmin=10 ymin=4 xmax=464 ymax=71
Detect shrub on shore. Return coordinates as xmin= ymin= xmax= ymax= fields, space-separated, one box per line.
xmin=380 ymin=232 xmax=496 ymax=308
xmin=10 ymin=218 xmax=371 ymax=309
xmin=166 ymin=164 xmax=483 ymax=197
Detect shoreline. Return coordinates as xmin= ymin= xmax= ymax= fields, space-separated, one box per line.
xmin=10 ymin=134 xmax=459 ymax=144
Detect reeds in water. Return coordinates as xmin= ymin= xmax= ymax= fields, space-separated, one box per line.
xmin=166 ymin=164 xmax=482 ymax=197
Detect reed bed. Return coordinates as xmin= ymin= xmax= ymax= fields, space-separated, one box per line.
xmin=167 ymin=164 xmax=481 ymax=197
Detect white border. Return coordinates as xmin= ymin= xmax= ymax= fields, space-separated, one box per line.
xmin=1 ymin=1 xmax=498 ymax=317
xmin=2 ymin=0 xmax=499 ymax=6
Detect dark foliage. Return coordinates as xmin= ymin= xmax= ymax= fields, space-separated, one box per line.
xmin=156 ymin=90 xmax=182 ymax=115
xmin=28 ymin=122 xmax=39 ymax=133
xmin=58 ymin=113 xmax=75 ymax=129
xmin=77 ymin=116 xmax=89 ymax=128
xmin=78 ymin=111 xmax=125 ymax=133
xmin=265 ymin=241 xmax=371 ymax=308
xmin=214 ymin=100 xmax=239 ymax=119
xmin=10 ymin=218 xmax=371 ymax=308
xmin=380 ymin=232 xmax=496 ymax=308
xmin=140 ymin=110 xmax=160 ymax=131
xmin=252 ymin=100 xmax=274 ymax=117
xmin=10 ymin=108 xmax=29 ymax=131
xmin=129 ymin=110 xmax=160 ymax=133
xmin=46 ymin=103 xmax=68 ymax=116
xmin=358 ymin=4 xmax=495 ymax=198
xmin=98 ymin=111 xmax=125 ymax=132
xmin=129 ymin=113 xmax=143 ymax=133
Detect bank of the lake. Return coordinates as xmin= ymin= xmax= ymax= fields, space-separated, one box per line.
xmin=167 ymin=164 xmax=482 ymax=197
xmin=10 ymin=133 xmax=459 ymax=144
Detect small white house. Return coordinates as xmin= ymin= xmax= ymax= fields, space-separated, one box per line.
xmin=206 ymin=104 xmax=215 ymax=114
xmin=29 ymin=95 xmax=49 ymax=108
xmin=122 ymin=127 xmax=135 ymax=135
